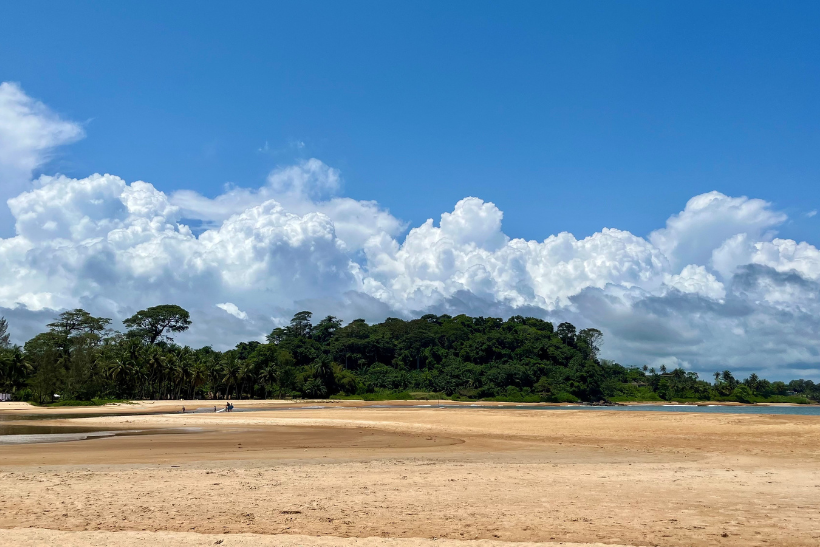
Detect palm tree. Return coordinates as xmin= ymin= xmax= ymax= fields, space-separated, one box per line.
xmin=238 ymin=359 xmax=259 ymax=399
xmin=163 ymin=351 xmax=180 ymax=400
xmin=312 ymin=357 xmax=335 ymax=397
xmin=205 ymin=355 xmax=223 ymax=399
xmin=0 ymin=347 xmax=29 ymax=394
xmin=222 ymin=354 xmax=240 ymax=399
xmin=189 ymin=360 xmax=207 ymax=399
xmin=105 ymin=357 xmax=131 ymax=392
xmin=258 ymin=363 xmax=278 ymax=399
xmin=172 ymin=347 xmax=194 ymax=399
xmin=118 ymin=339 xmax=144 ymax=397
xmin=171 ymin=354 xmax=188 ymax=399
xmin=146 ymin=346 xmax=167 ymax=399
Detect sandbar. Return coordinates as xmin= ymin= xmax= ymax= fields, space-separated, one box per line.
xmin=1 ymin=402 xmax=819 ymax=546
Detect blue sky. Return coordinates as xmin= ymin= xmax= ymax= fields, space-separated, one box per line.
xmin=1 ymin=1 xmax=820 ymax=378
xmin=2 ymin=1 xmax=818 ymax=241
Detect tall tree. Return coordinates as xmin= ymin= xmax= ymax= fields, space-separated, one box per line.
xmin=556 ymin=322 xmax=577 ymax=345
xmin=47 ymin=309 xmax=111 ymax=338
xmin=288 ymin=311 xmax=313 ymax=338
xmin=123 ymin=305 xmax=191 ymax=345
xmin=0 ymin=346 xmax=28 ymax=394
xmin=0 ymin=316 xmax=10 ymax=349
xmin=222 ymin=353 xmax=240 ymax=399
xmin=312 ymin=315 xmax=342 ymax=344
xmin=47 ymin=310 xmax=111 ymax=357
xmin=578 ymin=328 xmax=603 ymax=359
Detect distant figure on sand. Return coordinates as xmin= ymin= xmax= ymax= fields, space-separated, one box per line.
xmin=182 ymin=406 xmax=185 ymax=413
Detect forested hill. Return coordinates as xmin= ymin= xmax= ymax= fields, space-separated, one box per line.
xmin=0 ymin=308 xmax=817 ymax=404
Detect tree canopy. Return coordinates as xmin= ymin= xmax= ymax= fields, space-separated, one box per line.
xmin=123 ymin=305 xmax=192 ymax=344
xmin=1 ymin=308 xmax=818 ymax=405
xmin=0 ymin=316 xmax=10 ymax=349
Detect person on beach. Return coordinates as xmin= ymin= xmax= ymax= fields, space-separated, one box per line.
xmin=182 ymin=406 xmax=185 ymax=413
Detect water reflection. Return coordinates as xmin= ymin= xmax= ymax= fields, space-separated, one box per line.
xmin=0 ymin=425 xmax=201 ymax=445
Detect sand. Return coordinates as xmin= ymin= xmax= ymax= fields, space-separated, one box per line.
xmin=5 ymin=528 xmax=632 ymax=547
xmin=1 ymin=402 xmax=820 ymax=546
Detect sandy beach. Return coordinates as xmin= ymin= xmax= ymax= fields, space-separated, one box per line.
xmin=1 ymin=402 xmax=820 ymax=546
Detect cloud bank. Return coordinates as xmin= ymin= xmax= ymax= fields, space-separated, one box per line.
xmin=0 ymin=82 xmax=84 ymax=231
xmin=1 ymin=83 xmax=819 ymax=379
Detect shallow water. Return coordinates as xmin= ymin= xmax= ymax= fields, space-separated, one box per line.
xmin=0 ymin=410 xmax=172 ymax=422
xmin=2 ymin=401 xmax=820 ymax=428
xmin=448 ymin=403 xmax=820 ymax=415
xmin=232 ymin=402 xmax=820 ymax=415
xmin=1 ymin=402 xmax=818 ymax=446
xmin=0 ymin=424 xmax=200 ymax=445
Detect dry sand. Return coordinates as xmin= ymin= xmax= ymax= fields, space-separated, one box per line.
xmin=5 ymin=528 xmax=631 ymax=547
xmin=1 ymin=402 xmax=820 ymax=546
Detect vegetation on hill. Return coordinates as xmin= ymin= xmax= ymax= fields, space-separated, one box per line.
xmin=0 ymin=309 xmax=817 ymax=404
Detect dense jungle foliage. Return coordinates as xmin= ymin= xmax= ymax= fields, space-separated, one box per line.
xmin=0 ymin=308 xmax=817 ymax=404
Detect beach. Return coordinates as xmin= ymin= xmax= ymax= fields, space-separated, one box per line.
xmin=1 ymin=401 xmax=819 ymax=546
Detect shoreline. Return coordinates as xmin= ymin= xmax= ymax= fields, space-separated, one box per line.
xmin=1 ymin=398 xmax=814 ymax=417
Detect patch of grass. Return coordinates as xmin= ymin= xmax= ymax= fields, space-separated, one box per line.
xmin=752 ymin=395 xmax=811 ymax=404
xmin=330 ymin=391 xmax=415 ymax=401
xmin=408 ymin=391 xmax=450 ymax=401
xmin=40 ymin=398 xmax=131 ymax=407
xmin=482 ymin=394 xmax=542 ymax=403
xmin=608 ymin=385 xmax=664 ymax=402
xmin=331 ymin=391 xmax=455 ymax=401
xmin=608 ymin=395 xmax=813 ymax=404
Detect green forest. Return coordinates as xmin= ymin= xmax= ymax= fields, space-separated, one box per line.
xmin=0 ymin=306 xmax=817 ymax=405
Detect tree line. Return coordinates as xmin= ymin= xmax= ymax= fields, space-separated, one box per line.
xmin=0 ymin=307 xmax=817 ymax=404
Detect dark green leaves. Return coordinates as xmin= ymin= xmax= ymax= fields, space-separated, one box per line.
xmin=123 ymin=305 xmax=191 ymax=344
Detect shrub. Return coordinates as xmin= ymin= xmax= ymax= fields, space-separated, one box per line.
xmin=549 ymin=392 xmax=580 ymax=403
xmin=732 ymin=385 xmax=755 ymax=404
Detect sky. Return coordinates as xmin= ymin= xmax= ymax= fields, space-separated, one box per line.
xmin=0 ymin=1 xmax=819 ymax=380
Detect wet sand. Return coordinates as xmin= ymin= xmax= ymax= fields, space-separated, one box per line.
xmin=1 ymin=403 xmax=820 ymax=546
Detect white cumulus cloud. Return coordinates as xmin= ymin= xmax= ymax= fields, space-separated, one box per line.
xmin=663 ymin=265 xmax=726 ymax=300
xmin=0 ymin=82 xmax=84 ymax=231
xmin=0 ymin=82 xmax=819 ymax=379
xmin=171 ymin=159 xmax=405 ymax=251
xmin=362 ymin=197 xmax=668 ymax=311
xmin=649 ymin=191 xmax=786 ymax=271
xmin=217 ymin=302 xmax=248 ymax=320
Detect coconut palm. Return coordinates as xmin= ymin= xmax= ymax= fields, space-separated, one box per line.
xmin=222 ymin=354 xmax=240 ymax=399
xmin=105 ymin=357 xmax=131 ymax=391
xmin=0 ymin=347 xmax=29 ymax=394
xmin=238 ymin=359 xmax=258 ymax=399
xmin=189 ymin=360 xmax=207 ymax=399
xmin=312 ymin=357 xmax=335 ymax=397
xmin=258 ymin=363 xmax=278 ymax=399
xmin=145 ymin=346 xmax=168 ymax=398
xmin=205 ymin=355 xmax=223 ymax=399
